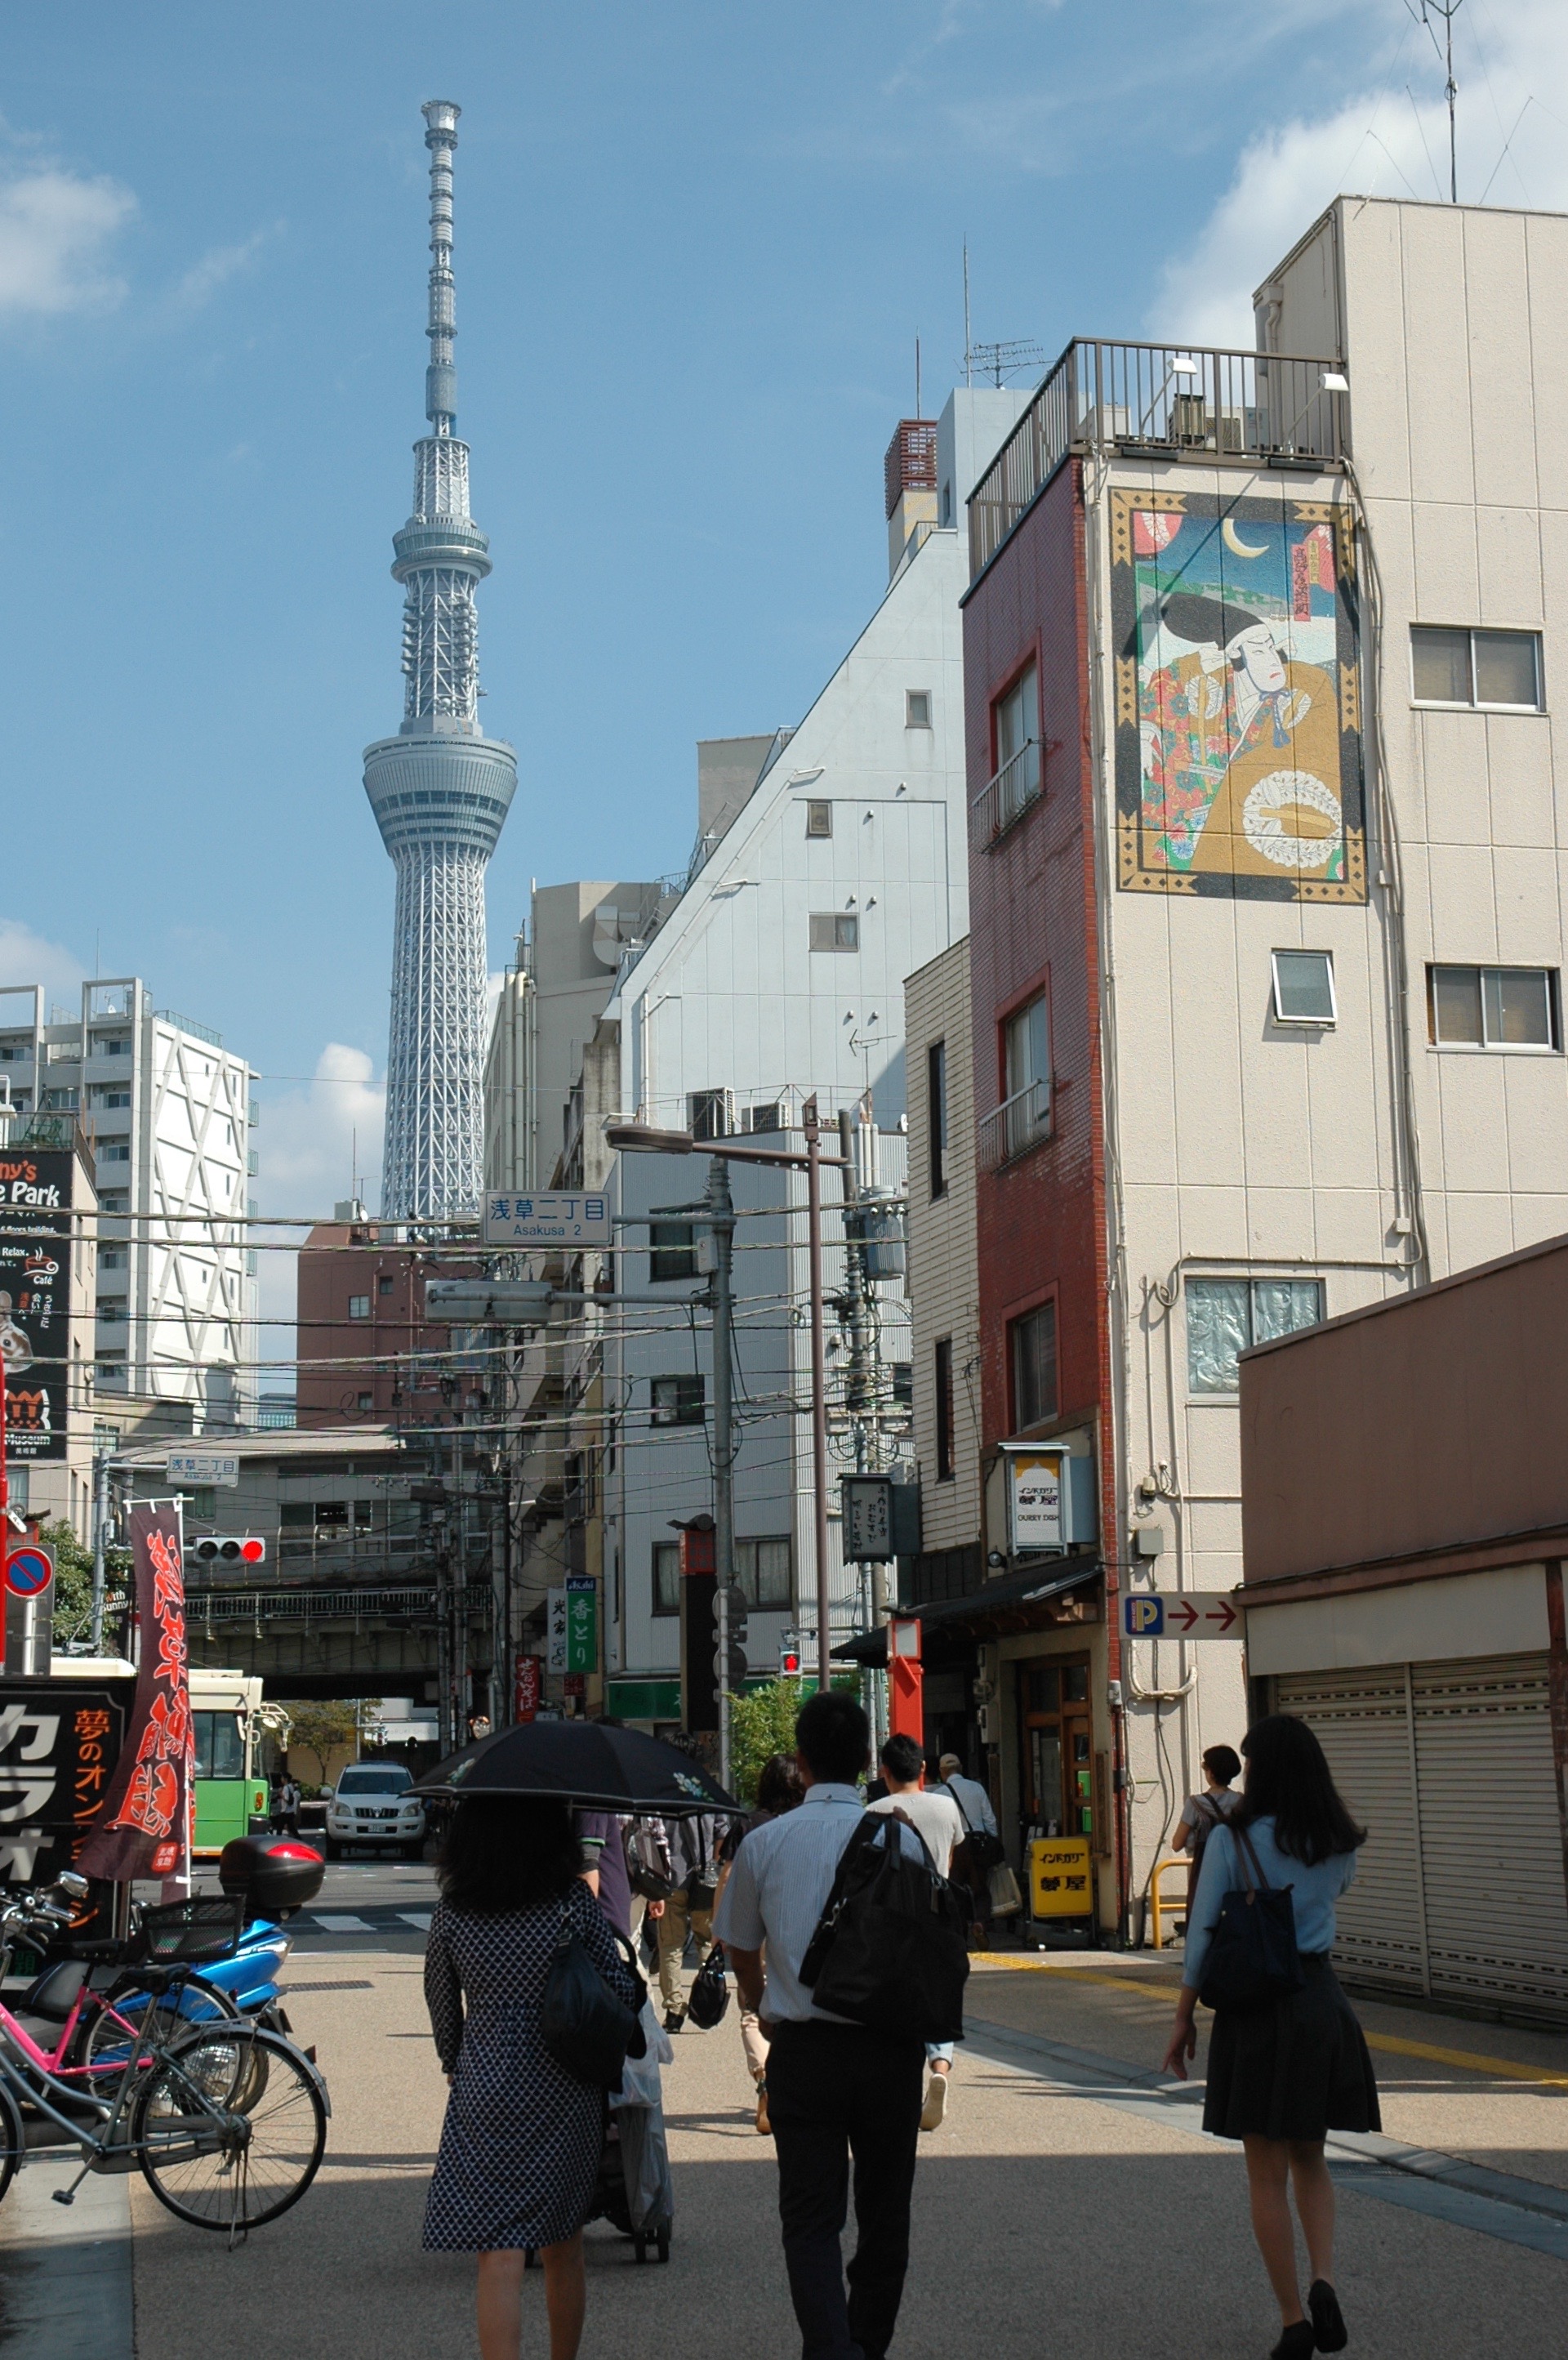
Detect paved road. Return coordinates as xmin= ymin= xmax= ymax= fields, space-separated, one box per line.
xmin=107 ymin=1912 xmax=1568 ymax=2360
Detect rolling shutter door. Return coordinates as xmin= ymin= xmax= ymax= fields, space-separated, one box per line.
xmin=1412 ymin=1654 xmax=1568 ymax=2019
xmin=1271 ymin=1666 xmax=1428 ymax=1995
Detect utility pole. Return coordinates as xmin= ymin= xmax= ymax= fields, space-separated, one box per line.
xmin=802 ymin=1098 xmax=832 ymax=1692
xmin=838 ymin=1109 xmax=889 ymax=1746
xmin=91 ymin=1451 xmax=109 ymax=1653
xmin=706 ymin=1157 xmax=737 ymax=1791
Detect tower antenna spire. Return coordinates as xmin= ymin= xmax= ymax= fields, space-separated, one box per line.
xmin=363 ymin=102 xmax=518 ymax=1224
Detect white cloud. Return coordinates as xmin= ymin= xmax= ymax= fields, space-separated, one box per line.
xmin=173 ymin=225 xmax=274 ymax=312
xmin=0 ymin=917 xmax=84 ymax=1002
xmin=252 ymin=1044 xmax=385 ymax=1365
xmin=1149 ymin=0 xmax=1568 ymax=344
xmin=0 ymin=166 xmax=135 ymax=318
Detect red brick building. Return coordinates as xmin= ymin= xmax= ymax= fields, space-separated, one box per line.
xmin=296 ymin=1222 xmax=469 ymax=1429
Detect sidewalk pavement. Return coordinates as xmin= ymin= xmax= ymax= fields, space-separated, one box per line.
xmin=105 ymin=1931 xmax=1566 ymax=2360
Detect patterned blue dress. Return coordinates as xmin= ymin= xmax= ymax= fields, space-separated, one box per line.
xmin=423 ymin=1880 xmax=637 ymax=2251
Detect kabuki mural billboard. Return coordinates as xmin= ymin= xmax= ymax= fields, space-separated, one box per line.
xmin=1111 ymin=490 xmax=1366 ymax=903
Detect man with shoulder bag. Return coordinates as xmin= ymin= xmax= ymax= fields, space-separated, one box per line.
xmin=938 ymin=1752 xmax=1004 ymax=1950
xmin=715 ymin=1689 xmax=963 ymax=2360
xmin=657 ymin=1809 xmax=721 ymax=2031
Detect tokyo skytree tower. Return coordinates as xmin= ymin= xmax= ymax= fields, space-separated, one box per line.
xmin=365 ymin=100 xmax=516 ymax=1221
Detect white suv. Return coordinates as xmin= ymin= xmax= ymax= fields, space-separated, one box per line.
xmin=325 ymin=1763 xmax=426 ymax=1860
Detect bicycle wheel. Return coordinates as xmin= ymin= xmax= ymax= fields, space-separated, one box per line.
xmin=79 ymin=1979 xmax=240 ymax=2089
xmin=134 ymin=2024 xmax=326 ymax=2232
xmin=0 ymin=2081 xmax=22 ymax=2212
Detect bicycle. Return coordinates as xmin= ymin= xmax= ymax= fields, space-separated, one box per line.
xmin=0 ymin=1876 xmax=329 ymax=2239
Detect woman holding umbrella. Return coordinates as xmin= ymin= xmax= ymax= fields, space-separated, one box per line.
xmin=423 ymin=1794 xmax=636 ymax=2359
xmin=418 ymin=1719 xmax=737 ymax=2357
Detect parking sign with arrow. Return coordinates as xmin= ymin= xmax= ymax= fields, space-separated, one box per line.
xmin=1121 ymin=1590 xmax=1243 ymax=1640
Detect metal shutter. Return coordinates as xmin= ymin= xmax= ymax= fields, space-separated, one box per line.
xmin=1412 ymin=1654 xmax=1568 ymax=2019
xmin=1271 ymin=1666 xmax=1428 ymax=1993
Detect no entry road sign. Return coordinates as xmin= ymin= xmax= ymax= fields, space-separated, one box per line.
xmin=1121 ymin=1590 xmax=1241 ymax=1640
xmin=4 ymin=1546 xmax=54 ymax=1599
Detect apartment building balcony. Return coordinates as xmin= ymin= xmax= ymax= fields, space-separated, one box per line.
xmin=969 ymin=337 xmax=1348 ymax=582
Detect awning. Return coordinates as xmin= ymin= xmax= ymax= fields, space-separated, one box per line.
xmin=832 ymin=1554 xmax=1102 ymax=1665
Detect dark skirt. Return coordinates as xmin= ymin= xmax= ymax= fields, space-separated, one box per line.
xmin=1204 ymin=1955 xmax=1381 ymax=2143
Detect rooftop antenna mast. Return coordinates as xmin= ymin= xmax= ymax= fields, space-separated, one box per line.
xmin=963 ymin=241 xmax=972 ymax=388
xmin=1419 ymin=0 xmax=1463 ymax=201
xmin=915 ymin=332 xmax=921 ymax=419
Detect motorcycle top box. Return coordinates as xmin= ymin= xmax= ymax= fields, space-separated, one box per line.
xmin=218 ymin=1836 xmax=326 ymax=1918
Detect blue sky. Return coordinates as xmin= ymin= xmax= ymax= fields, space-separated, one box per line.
xmin=0 ymin=0 xmax=1561 ymax=1235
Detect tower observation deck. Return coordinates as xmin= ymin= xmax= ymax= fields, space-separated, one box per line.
xmin=364 ymin=99 xmax=516 ymax=1222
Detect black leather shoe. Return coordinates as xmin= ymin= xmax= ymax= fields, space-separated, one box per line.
xmin=1270 ymin=2325 xmax=1315 ymax=2360
xmin=1308 ymin=2281 xmax=1348 ymax=2352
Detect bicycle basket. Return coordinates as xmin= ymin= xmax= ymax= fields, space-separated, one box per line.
xmin=132 ymin=1895 xmax=243 ymax=1965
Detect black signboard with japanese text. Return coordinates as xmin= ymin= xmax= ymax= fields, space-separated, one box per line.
xmin=0 ymin=1680 xmax=131 ymax=1921
xmin=0 ymin=1146 xmax=74 ymax=1462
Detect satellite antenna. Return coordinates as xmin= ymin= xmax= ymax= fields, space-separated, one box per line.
xmin=1416 ymin=0 xmax=1463 ymax=201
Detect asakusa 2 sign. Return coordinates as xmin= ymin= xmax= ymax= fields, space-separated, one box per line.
xmin=0 ymin=1150 xmax=74 ymax=1463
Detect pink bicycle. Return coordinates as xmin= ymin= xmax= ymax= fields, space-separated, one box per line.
xmin=0 ymin=1875 xmax=327 ymax=2236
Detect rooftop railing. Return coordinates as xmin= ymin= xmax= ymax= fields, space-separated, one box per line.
xmin=969 ymin=339 xmax=1348 ymax=582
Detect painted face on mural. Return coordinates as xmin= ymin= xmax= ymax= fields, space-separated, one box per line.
xmin=1228 ymin=622 xmax=1287 ymax=694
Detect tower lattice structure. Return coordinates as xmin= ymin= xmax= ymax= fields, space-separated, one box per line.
xmin=365 ymin=99 xmax=516 ymax=1222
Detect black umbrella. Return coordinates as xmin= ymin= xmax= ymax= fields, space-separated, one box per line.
xmin=413 ymin=1720 xmax=740 ymax=1816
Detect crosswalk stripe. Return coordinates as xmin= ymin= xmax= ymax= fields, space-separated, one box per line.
xmin=399 ymin=1912 xmax=433 ymax=1931
xmin=311 ymin=1914 xmax=374 ymax=1934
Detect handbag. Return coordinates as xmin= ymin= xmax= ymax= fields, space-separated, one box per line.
xmin=541 ymin=1905 xmax=649 ymax=2088
xmin=1196 ymin=1823 xmax=1306 ymax=2015
xmin=800 ymin=1813 xmax=970 ymax=2045
xmin=624 ymin=1818 xmax=675 ymax=1903
xmin=684 ymin=1941 xmax=730 ymax=2030
xmin=943 ymin=1780 xmax=1005 ymax=1876
xmin=987 ymin=1860 xmax=1023 ymax=1917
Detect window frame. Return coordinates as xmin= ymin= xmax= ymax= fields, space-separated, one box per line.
xmin=934 ymin=1336 xmax=956 ymax=1482
xmin=735 ymin=1535 xmax=793 ymax=1611
xmin=808 ymin=912 xmax=860 ymax=952
xmin=652 ymin=1540 xmax=681 ymax=1616
xmin=347 ymin=1294 xmax=371 ymax=1320
xmin=1008 ymin=1297 xmax=1058 ymax=1435
xmin=1427 ymin=963 xmax=1561 ymax=1054
xmin=927 ymin=1039 xmax=947 ymax=1198
xmin=650 ymin=1372 xmax=706 ymax=1428
xmin=906 ymin=689 xmax=933 ymax=730
xmin=1184 ymin=1275 xmax=1326 ymax=1397
xmin=1270 ymin=948 xmax=1337 ymax=1028
xmin=1410 ymin=624 xmax=1544 ymax=713
xmin=805 ymin=800 xmax=833 ymax=838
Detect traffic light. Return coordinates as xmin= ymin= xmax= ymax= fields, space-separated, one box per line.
xmin=779 ymin=1637 xmax=801 ymax=1677
xmin=714 ymin=1582 xmax=747 ymax=1692
xmin=187 ymin=1537 xmax=267 ymax=1568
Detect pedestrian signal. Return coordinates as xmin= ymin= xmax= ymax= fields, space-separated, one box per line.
xmin=188 ymin=1537 xmax=266 ymax=1566
xmin=779 ymin=1640 xmax=801 ymax=1676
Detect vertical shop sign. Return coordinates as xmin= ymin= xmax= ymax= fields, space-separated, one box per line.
xmin=77 ymin=1504 xmax=193 ymax=1881
xmin=0 ymin=1148 xmax=74 ymax=1462
xmin=565 ymin=1575 xmax=597 ymax=1675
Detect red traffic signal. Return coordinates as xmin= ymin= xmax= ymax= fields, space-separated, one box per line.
xmin=189 ymin=1537 xmax=266 ymax=1567
xmin=780 ymin=1644 xmax=801 ymax=1676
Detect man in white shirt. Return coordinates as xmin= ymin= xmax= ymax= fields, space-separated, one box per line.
xmin=714 ymin=1689 xmax=924 ymax=2360
xmin=868 ymin=1734 xmax=963 ymax=2132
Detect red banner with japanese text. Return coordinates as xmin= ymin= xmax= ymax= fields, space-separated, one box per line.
xmin=76 ymin=1504 xmax=191 ymax=1882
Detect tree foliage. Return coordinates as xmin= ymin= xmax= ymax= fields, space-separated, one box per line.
xmin=274 ymin=1699 xmax=381 ymax=1790
xmin=727 ymin=1680 xmax=806 ymax=1804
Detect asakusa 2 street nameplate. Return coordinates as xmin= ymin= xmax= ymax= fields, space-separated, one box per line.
xmin=482 ymin=1193 xmax=611 ymax=1247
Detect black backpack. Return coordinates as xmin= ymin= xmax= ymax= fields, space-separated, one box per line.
xmin=800 ymin=1813 xmax=970 ymax=2045
xmin=624 ymin=1818 xmax=675 ymax=1903
xmin=1196 ymin=1823 xmax=1307 ymax=2016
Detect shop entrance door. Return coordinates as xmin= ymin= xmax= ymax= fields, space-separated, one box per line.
xmin=1018 ymin=1655 xmax=1093 ymax=1840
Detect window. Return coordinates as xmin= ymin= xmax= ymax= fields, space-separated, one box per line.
xmin=927 ymin=1040 xmax=947 ymax=1197
xmin=653 ymin=1541 xmax=681 ymax=1615
xmin=984 ymin=992 xmax=1050 ymax=1165
xmin=96 ymin=1300 xmax=124 ymax=1322
xmin=99 ymin=1249 xmax=125 ymax=1270
xmin=1010 ymin=1300 xmax=1058 ymax=1432
xmin=809 ymin=912 xmax=859 ymax=952
xmin=348 ymin=1294 xmax=371 ymax=1319
xmin=934 ymin=1338 xmax=956 ymax=1480
xmin=805 ymin=801 xmax=832 ymax=838
xmin=1271 ymin=949 xmax=1337 ymax=1026
xmin=649 ymin=1221 xmax=697 ymax=1283
xmin=890 ymin=1360 xmax=913 ymax=1412
xmin=906 ymin=689 xmax=932 ymax=729
xmin=378 ymin=1273 xmax=394 ymax=1295
xmin=316 ymin=1501 xmax=349 ymax=1528
xmin=177 ymin=1488 xmax=216 ymax=1520
xmin=100 ymin=1192 xmax=128 ymax=1213
xmin=651 ymin=1374 xmax=705 ymax=1427
xmin=1187 ymin=1277 xmax=1325 ymax=1394
xmin=1428 ymin=964 xmax=1559 ymax=1051
xmin=735 ymin=1537 xmax=793 ymax=1609
xmin=98 ymin=1141 xmax=130 ymax=1162
xmin=688 ymin=1088 xmax=734 ymax=1141
xmin=43 ymin=1088 xmax=79 ymax=1112
xmin=1410 ymin=626 xmax=1543 ymax=710
xmin=192 ymin=1712 xmax=245 ymax=1782
xmin=982 ymin=660 xmax=1041 ymax=833
xmin=279 ymin=1503 xmax=314 ymax=1529
xmin=357 ymin=1391 xmax=374 ymax=1412
xmin=91 ymin=1087 xmax=131 ymax=1109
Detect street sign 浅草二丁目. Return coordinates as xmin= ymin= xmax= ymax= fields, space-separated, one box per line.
xmin=482 ymin=1193 xmax=611 ymax=1249
xmin=1121 ymin=1591 xmax=1243 ymax=1640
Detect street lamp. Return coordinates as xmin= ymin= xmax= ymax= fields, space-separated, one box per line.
xmin=606 ymin=1106 xmax=848 ymax=1701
